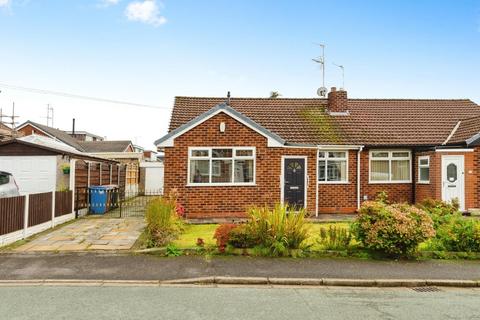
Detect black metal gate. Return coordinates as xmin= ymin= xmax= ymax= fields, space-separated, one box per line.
xmin=75 ymin=188 xmax=163 ymax=218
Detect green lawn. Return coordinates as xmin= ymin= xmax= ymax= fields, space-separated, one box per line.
xmin=172 ymin=224 xmax=218 ymax=248
xmin=172 ymin=222 xmax=352 ymax=249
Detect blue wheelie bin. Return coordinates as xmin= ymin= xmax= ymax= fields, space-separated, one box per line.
xmin=89 ymin=186 xmax=109 ymax=214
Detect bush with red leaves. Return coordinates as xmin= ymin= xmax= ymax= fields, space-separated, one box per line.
xmin=213 ymin=224 xmax=237 ymax=253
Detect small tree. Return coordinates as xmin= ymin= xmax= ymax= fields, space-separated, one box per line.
xmin=269 ymin=91 xmax=281 ymax=98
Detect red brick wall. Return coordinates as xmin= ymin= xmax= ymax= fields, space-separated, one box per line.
xmin=17 ymin=124 xmax=49 ymax=137
xmin=414 ymin=151 xmax=438 ymax=203
xmin=164 ymin=112 xmax=368 ymax=218
xmin=317 ymin=150 xmax=357 ymax=213
xmin=359 ymin=150 xmax=412 ymax=204
xmin=163 ymin=112 xmax=480 ymax=218
xmin=414 ymin=150 xmax=477 ymax=210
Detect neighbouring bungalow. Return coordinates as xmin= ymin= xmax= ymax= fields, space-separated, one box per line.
xmin=0 ymin=136 xmax=121 ymax=196
xmin=16 ymin=121 xmax=142 ymax=195
xmin=155 ymin=88 xmax=480 ymax=219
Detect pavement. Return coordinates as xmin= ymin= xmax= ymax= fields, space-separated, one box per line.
xmin=1 ymin=254 xmax=480 ymax=282
xmin=13 ymin=218 xmax=145 ymax=252
xmin=0 ymin=285 xmax=479 ymax=320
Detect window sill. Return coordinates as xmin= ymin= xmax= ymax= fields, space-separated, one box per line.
xmin=417 ymin=181 xmax=430 ymax=184
xmin=368 ymin=181 xmax=412 ymax=184
xmin=318 ymin=181 xmax=350 ymax=185
xmin=186 ymin=183 xmax=257 ymax=187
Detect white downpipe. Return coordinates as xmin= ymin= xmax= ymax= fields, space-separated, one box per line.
xmin=315 ymin=147 xmax=320 ymax=217
xmin=70 ymin=159 xmax=76 ymax=216
xmin=357 ymin=146 xmax=364 ymax=210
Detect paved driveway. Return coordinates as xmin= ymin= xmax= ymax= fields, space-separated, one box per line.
xmin=14 ymin=218 xmax=145 ymax=252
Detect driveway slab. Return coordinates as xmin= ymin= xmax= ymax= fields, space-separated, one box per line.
xmin=14 ymin=218 xmax=145 ymax=252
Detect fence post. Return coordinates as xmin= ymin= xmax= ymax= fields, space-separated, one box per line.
xmin=51 ymin=191 xmax=56 ymax=228
xmin=23 ymin=195 xmax=29 ymax=239
xmin=75 ymin=188 xmax=79 ymax=219
xmin=119 ymin=192 xmax=122 ymax=218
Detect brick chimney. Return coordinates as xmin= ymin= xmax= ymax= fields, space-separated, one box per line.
xmin=327 ymin=87 xmax=349 ymax=114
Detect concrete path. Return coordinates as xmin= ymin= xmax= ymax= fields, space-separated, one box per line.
xmin=13 ymin=218 xmax=145 ymax=252
xmin=1 ymin=255 xmax=480 ymax=281
xmin=0 ymin=285 xmax=479 ymax=320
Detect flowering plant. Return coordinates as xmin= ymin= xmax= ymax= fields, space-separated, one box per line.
xmin=352 ymin=201 xmax=435 ymax=257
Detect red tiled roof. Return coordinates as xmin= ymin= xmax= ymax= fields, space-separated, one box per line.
xmin=448 ymin=115 xmax=480 ymax=145
xmin=169 ymin=96 xmax=480 ymax=146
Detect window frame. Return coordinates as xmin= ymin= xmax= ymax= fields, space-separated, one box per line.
xmin=317 ymin=150 xmax=349 ymax=184
xmin=418 ymin=155 xmax=430 ymax=184
xmin=187 ymin=147 xmax=256 ymax=186
xmin=369 ymin=150 xmax=412 ymax=184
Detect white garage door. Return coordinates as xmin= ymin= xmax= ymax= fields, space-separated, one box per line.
xmin=143 ymin=164 xmax=164 ymax=195
xmin=0 ymin=156 xmax=57 ymax=195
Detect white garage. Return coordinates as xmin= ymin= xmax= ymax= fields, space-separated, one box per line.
xmin=0 ymin=156 xmax=57 ymax=195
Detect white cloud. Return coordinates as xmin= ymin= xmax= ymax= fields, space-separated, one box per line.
xmin=125 ymin=0 xmax=166 ymax=27
xmin=0 ymin=0 xmax=10 ymax=7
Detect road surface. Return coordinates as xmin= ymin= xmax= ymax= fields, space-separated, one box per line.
xmin=1 ymin=285 xmax=479 ymax=319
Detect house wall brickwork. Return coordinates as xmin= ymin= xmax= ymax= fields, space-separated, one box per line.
xmin=414 ymin=150 xmax=478 ymax=210
xmin=317 ymin=150 xmax=357 ymax=213
xmin=17 ymin=124 xmax=49 ymax=138
xmin=163 ymin=112 xmax=480 ymax=218
xmin=359 ymin=150 xmax=412 ymax=204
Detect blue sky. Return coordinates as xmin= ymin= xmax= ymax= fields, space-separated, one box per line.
xmin=0 ymin=0 xmax=479 ymax=149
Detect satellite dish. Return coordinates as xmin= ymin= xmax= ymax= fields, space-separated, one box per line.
xmin=317 ymin=87 xmax=327 ymax=97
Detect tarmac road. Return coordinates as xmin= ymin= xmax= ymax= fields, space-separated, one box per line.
xmin=1 ymin=285 xmax=479 ymax=320
xmin=1 ymin=254 xmax=480 ymax=281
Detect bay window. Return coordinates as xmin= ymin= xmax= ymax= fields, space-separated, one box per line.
xmin=189 ymin=147 xmax=255 ymax=185
xmin=370 ymin=150 xmax=411 ymax=183
xmin=418 ymin=156 xmax=430 ymax=183
xmin=318 ymin=151 xmax=348 ymax=183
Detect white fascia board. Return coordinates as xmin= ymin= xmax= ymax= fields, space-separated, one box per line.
xmin=156 ymin=106 xmax=285 ymax=148
xmin=435 ymin=149 xmax=474 ymax=153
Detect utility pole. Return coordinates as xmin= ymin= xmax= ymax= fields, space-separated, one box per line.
xmin=0 ymin=102 xmax=20 ymax=139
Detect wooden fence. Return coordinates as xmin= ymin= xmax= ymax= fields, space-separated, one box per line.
xmin=0 ymin=190 xmax=74 ymax=246
xmin=74 ymin=160 xmax=126 ymax=211
xmin=28 ymin=192 xmax=52 ymax=227
xmin=0 ymin=196 xmax=25 ymax=236
xmin=55 ymin=191 xmax=73 ymax=217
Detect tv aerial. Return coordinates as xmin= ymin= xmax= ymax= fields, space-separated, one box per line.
xmin=332 ymin=62 xmax=345 ymax=90
xmin=312 ymin=43 xmax=327 ymax=97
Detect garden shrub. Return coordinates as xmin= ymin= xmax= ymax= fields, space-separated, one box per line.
xmin=318 ymin=225 xmax=352 ymax=250
xmin=352 ymin=201 xmax=435 ymax=257
xmin=213 ymin=224 xmax=237 ymax=253
xmin=245 ymin=204 xmax=310 ymax=256
xmin=416 ymin=198 xmax=459 ymax=229
xmin=429 ymin=214 xmax=480 ymax=252
xmin=228 ymin=224 xmax=258 ymax=248
xmin=145 ymin=195 xmax=185 ymax=247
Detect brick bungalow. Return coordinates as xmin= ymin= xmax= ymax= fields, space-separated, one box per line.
xmin=155 ymin=88 xmax=480 ymax=219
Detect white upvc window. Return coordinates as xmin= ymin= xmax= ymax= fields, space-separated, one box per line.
xmin=418 ymin=156 xmax=430 ymax=184
xmin=188 ymin=147 xmax=256 ymax=186
xmin=318 ymin=151 xmax=348 ymax=183
xmin=369 ymin=150 xmax=411 ymax=183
